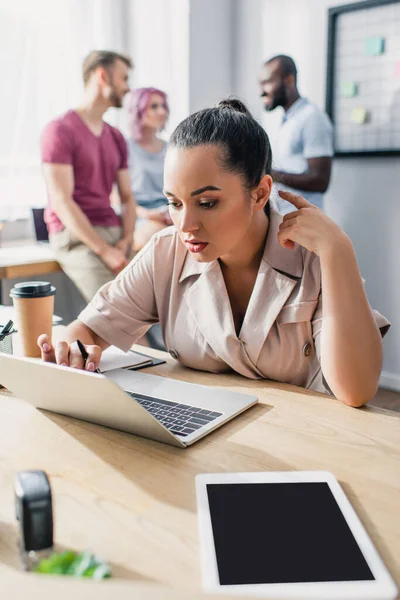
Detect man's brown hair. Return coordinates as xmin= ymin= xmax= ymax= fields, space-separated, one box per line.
xmin=82 ymin=50 xmax=133 ymax=85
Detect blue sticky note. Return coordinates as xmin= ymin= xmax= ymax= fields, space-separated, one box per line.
xmin=365 ymin=36 xmax=385 ymax=56
xmin=342 ymin=82 xmax=358 ymax=97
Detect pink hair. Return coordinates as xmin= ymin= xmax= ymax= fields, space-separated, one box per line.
xmin=127 ymin=87 xmax=169 ymax=141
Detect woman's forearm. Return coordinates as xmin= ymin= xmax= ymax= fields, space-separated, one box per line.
xmin=120 ymin=194 xmax=136 ymax=240
xmin=319 ymin=236 xmax=382 ymax=407
xmin=63 ymin=320 xmax=110 ymax=350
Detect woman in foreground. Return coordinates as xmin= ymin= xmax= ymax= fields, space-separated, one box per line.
xmin=39 ymin=99 xmax=389 ymax=407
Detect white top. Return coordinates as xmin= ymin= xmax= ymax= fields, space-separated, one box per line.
xmin=273 ymin=98 xmax=334 ymax=214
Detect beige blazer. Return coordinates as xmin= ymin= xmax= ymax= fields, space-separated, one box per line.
xmin=79 ymin=207 xmax=390 ymax=394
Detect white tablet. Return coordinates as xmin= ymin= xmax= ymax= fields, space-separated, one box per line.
xmin=195 ymin=471 xmax=397 ymax=599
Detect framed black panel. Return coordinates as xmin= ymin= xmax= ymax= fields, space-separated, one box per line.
xmin=326 ymin=0 xmax=400 ymax=157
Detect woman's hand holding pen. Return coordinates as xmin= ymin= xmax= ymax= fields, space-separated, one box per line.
xmin=277 ymin=190 xmax=350 ymax=257
xmin=37 ymin=334 xmax=103 ymax=372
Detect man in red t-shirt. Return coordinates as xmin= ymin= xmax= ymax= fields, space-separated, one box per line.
xmin=41 ymin=50 xmax=137 ymax=302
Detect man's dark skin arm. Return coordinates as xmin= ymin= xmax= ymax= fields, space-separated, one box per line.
xmin=272 ymin=156 xmax=332 ymax=193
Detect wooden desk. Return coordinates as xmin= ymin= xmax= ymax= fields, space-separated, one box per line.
xmin=0 ymin=565 xmax=251 ymax=600
xmin=0 ymin=242 xmax=61 ymax=281
xmin=0 ymin=346 xmax=399 ymax=598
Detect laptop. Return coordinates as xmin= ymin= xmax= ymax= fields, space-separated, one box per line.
xmin=0 ymin=354 xmax=258 ymax=448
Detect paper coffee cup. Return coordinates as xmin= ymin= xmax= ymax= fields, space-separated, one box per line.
xmin=10 ymin=281 xmax=56 ymax=358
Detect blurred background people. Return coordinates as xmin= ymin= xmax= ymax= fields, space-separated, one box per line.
xmin=259 ymin=55 xmax=333 ymax=214
xmin=126 ymin=87 xmax=171 ymax=251
xmin=41 ymin=50 xmax=136 ymax=302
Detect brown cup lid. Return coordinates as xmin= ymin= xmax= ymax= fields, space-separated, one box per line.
xmin=10 ymin=281 xmax=56 ymax=299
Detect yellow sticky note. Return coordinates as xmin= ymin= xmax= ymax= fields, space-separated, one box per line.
xmin=351 ymin=107 xmax=368 ymax=124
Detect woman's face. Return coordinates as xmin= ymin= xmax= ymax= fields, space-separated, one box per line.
xmin=142 ymin=94 xmax=168 ymax=130
xmin=163 ymin=145 xmax=268 ymax=263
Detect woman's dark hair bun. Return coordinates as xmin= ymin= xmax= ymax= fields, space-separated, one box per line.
xmin=170 ymin=96 xmax=272 ymax=190
xmin=217 ymin=97 xmax=251 ymax=116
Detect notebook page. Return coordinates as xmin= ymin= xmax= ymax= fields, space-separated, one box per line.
xmin=99 ymin=346 xmax=153 ymax=372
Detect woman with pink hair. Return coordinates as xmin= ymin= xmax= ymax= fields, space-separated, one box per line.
xmin=126 ymin=87 xmax=171 ymax=250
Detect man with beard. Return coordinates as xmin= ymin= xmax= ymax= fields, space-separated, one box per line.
xmin=41 ymin=51 xmax=137 ymax=302
xmin=259 ymin=55 xmax=333 ymax=214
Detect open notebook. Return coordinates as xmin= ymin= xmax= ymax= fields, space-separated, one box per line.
xmin=98 ymin=346 xmax=161 ymax=373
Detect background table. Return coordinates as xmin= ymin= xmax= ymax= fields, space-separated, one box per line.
xmin=0 ymin=242 xmax=61 ymax=280
xmin=0 ymin=242 xmax=61 ymax=303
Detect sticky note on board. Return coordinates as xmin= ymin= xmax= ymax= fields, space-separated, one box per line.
xmin=342 ymin=82 xmax=358 ymax=97
xmin=395 ymin=61 xmax=400 ymax=77
xmin=365 ymin=36 xmax=385 ymax=56
xmin=351 ymin=107 xmax=368 ymax=124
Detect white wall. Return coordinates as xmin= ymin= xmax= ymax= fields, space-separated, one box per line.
xmin=231 ymin=0 xmax=265 ymax=118
xmin=126 ymin=0 xmax=190 ymax=136
xmin=189 ymin=0 xmax=233 ymax=112
xmin=127 ymin=0 xmax=233 ymax=125
xmin=233 ymin=0 xmax=400 ymax=389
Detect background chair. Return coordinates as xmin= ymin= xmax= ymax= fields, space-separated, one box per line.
xmin=31 ymin=208 xmax=49 ymax=242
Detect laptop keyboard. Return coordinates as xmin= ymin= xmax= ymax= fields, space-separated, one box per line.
xmin=124 ymin=391 xmax=223 ymax=437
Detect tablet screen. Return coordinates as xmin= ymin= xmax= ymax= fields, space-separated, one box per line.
xmin=206 ymin=482 xmax=374 ymax=586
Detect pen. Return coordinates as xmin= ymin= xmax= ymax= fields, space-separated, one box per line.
xmin=76 ymin=339 xmax=101 ymax=374
xmin=0 ymin=319 xmax=14 ymax=342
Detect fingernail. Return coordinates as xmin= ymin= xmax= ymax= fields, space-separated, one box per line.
xmin=60 ymin=362 xmax=68 ymax=367
xmin=86 ymin=362 xmax=95 ymax=372
xmin=43 ymin=343 xmax=51 ymax=352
